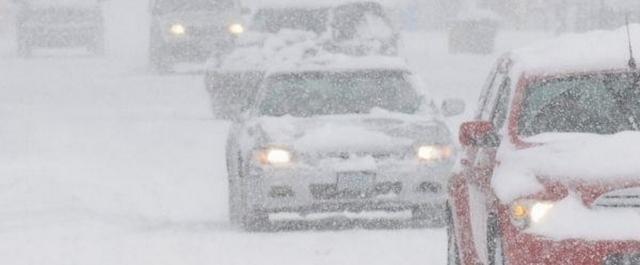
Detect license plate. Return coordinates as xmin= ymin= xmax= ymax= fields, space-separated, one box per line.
xmin=337 ymin=172 xmax=375 ymax=192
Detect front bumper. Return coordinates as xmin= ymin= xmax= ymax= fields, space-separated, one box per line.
xmin=242 ymin=163 xmax=452 ymax=217
xmin=156 ymin=35 xmax=234 ymax=62
xmin=503 ymin=223 xmax=640 ymax=265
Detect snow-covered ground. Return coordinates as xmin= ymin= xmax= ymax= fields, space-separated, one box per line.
xmin=0 ymin=1 xmax=554 ymax=264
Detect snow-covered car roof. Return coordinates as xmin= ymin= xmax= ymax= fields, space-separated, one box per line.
xmin=508 ymin=24 xmax=640 ymax=76
xmin=266 ymin=55 xmax=409 ymax=75
xmin=244 ymin=0 xmax=400 ymax=9
xmin=23 ymin=0 xmax=100 ymax=8
xmin=209 ymin=30 xmax=407 ymax=73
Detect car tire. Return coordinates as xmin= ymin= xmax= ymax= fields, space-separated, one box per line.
xmin=17 ymin=40 xmax=32 ymax=58
xmin=226 ymin=150 xmax=242 ymax=225
xmin=446 ymin=205 xmax=461 ymax=265
xmin=412 ymin=204 xmax=446 ymax=227
xmin=150 ymin=50 xmax=172 ymax=74
xmin=241 ymin=209 xmax=270 ymax=232
xmin=88 ymin=34 xmax=105 ymax=55
xmin=488 ymin=215 xmax=506 ymax=265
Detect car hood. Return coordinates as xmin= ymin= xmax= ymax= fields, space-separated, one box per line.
xmin=157 ymin=11 xmax=239 ymax=28
xmin=493 ymin=132 xmax=640 ymax=202
xmin=247 ymin=112 xmax=451 ymax=154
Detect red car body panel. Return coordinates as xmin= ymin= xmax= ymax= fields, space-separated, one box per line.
xmin=450 ymin=60 xmax=640 ymax=265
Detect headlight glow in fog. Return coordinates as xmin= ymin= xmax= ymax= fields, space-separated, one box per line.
xmin=510 ymin=201 xmax=555 ymax=229
xmin=417 ymin=145 xmax=453 ymax=161
xmin=529 ymin=202 xmax=554 ymax=223
xmin=169 ymin=23 xmax=186 ymax=35
xmin=264 ymin=148 xmax=292 ymax=165
xmin=228 ymin=23 xmax=245 ymax=35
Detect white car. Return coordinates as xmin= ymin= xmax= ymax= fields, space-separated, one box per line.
xmin=225 ymin=56 xmax=465 ymax=231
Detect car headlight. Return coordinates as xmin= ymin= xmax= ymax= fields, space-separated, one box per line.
xmin=258 ymin=148 xmax=292 ymax=165
xmin=228 ymin=23 xmax=244 ymax=35
xmin=417 ymin=145 xmax=453 ymax=161
xmin=169 ymin=23 xmax=186 ymax=36
xmin=510 ymin=201 xmax=555 ymax=228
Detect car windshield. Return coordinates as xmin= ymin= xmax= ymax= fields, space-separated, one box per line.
xmin=154 ymin=0 xmax=233 ymax=14
xmin=251 ymin=8 xmax=328 ymax=34
xmin=258 ymin=71 xmax=422 ymax=117
xmin=519 ymin=72 xmax=640 ymax=136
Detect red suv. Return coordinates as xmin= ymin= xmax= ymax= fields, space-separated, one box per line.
xmin=448 ymin=28 xmax=640 ymax=265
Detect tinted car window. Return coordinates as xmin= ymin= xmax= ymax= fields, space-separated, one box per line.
xmin=519 ymin=73 xmax=640 ymax=136
xmin=154 ymin=0 xmax=233 ymax=14
xmin=259 ymin=71 xmax=421 ymax=117
xmin=251 ymin=8 xmax=329 ymax=34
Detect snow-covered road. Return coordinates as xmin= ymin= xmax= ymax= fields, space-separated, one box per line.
xmin=0 ymin=2 xmax=552 ymax=262
xmin=0 ymin=45 xmax=450 ymax=265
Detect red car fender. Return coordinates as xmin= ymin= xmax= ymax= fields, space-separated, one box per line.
xmin=449 ymin=172 xmax=484 ymax=265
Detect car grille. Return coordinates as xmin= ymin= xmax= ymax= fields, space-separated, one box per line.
xmin=311 ymin=151 xmax=406 ymax=162
xmin=593 ymin=188 xmax=640 ymax=208
xmin=603 ymin=253 xmax=640 ymax=265
xmin=310 ymin=182 xmax=402 ymax=200
xmin=189 ymin=26 xmax=224 ymax=37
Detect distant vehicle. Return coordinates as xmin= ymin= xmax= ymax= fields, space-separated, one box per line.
xmin=13 ymin=0 xmax=105 ymax=57
xmin=148 ymin=0 xmax=244 ymax=73
xmin=448 ymin=26 xmax=640 ymax=265
xmin=205 ymin=0 xmax=400 ymax=119
xmin=225 ymin=56 xmax=465 ymax=231
xmin=205 ymin=30 xmax=316 ymax=120
xmin=243 ymin=1 xmax=399 ymax=56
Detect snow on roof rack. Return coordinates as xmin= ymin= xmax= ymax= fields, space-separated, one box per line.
xmin=510 ymin=24 xmax=640 ymax=76
xmin=210 ymin=30 xmax=407 ymax=73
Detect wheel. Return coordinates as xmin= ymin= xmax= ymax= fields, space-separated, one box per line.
xmin=446 ymin=205 xmax=461 ymax=265
xmin=17 ymin=40 xmax=32 ymax=58
xmin=88 ymin=34 xmax=105 ymax=55
xmin=150 ymin=53 xmax=172 ymax=74
xmin=241 ymin=208 xmax=270 ymax=232
xmin=488 ymin=215 xmax=506 ymax=265
xmin=226 ymin=150 xmax=242 ymax=225
xmin=412 ymin=204 xmax=446 ymax=227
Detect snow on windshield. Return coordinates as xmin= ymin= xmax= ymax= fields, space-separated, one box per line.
xmin=4 ymin=0 xmax=640 ymax=264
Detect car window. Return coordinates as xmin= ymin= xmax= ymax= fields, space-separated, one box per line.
xmin=519 ymin=73 xmax=640 ymax=136
xmin=258 ymin=71 xmax=422 ymax=117
xmin=251 ymin=8 xmax=329 ymax=34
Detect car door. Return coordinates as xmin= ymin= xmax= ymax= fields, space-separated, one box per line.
xmin=454 ymin=58 xmax=511 ymax=265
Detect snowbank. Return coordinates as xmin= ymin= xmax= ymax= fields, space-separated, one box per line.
xmin=493 ymin=132 xmax=640 ymax=202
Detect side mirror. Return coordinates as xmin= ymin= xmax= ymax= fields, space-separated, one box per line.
xmin=459 ymin=121 xmax=500 ymax=148
xmin=441 ymin=98 xmax=466 ymax=117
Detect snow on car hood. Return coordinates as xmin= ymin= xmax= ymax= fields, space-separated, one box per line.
xmin=249 ymin=112 xmax=450 ymax=154
xmin=493 ymin=132 xmax=640 ymax=202
xmin=526 ymin=192 xmax=640 ymax=241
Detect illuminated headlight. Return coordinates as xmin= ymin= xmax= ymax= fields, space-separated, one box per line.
xmin=228 ymin=23 xmax=244 ymax=35
xmin=510 ymin=201 xmax=555 ymax=228
xmin=258 ymin=148 xmax=292 ymax=165
xmin=169 ymin=23 xmax=186 ymax=36
xmin=417 ymin=145 xmax=453 ymax=161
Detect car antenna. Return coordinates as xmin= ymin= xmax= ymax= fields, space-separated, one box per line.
xmin=626 ymin=15 xmax=637 ymax=70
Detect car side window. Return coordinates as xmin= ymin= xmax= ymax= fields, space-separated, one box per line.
xmin=490 ymin=78 xmax=511 ymax=130
xmin=478 ymin=71 xmax=507 ymax=121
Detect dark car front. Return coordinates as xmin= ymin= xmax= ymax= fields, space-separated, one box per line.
xmin=237 ymin=68 xmax=456 ymax=223
xmin=16 ymin=1 xmax=103 ymax=54
xmin=149 ymin=0 xmax=242 ymax=67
